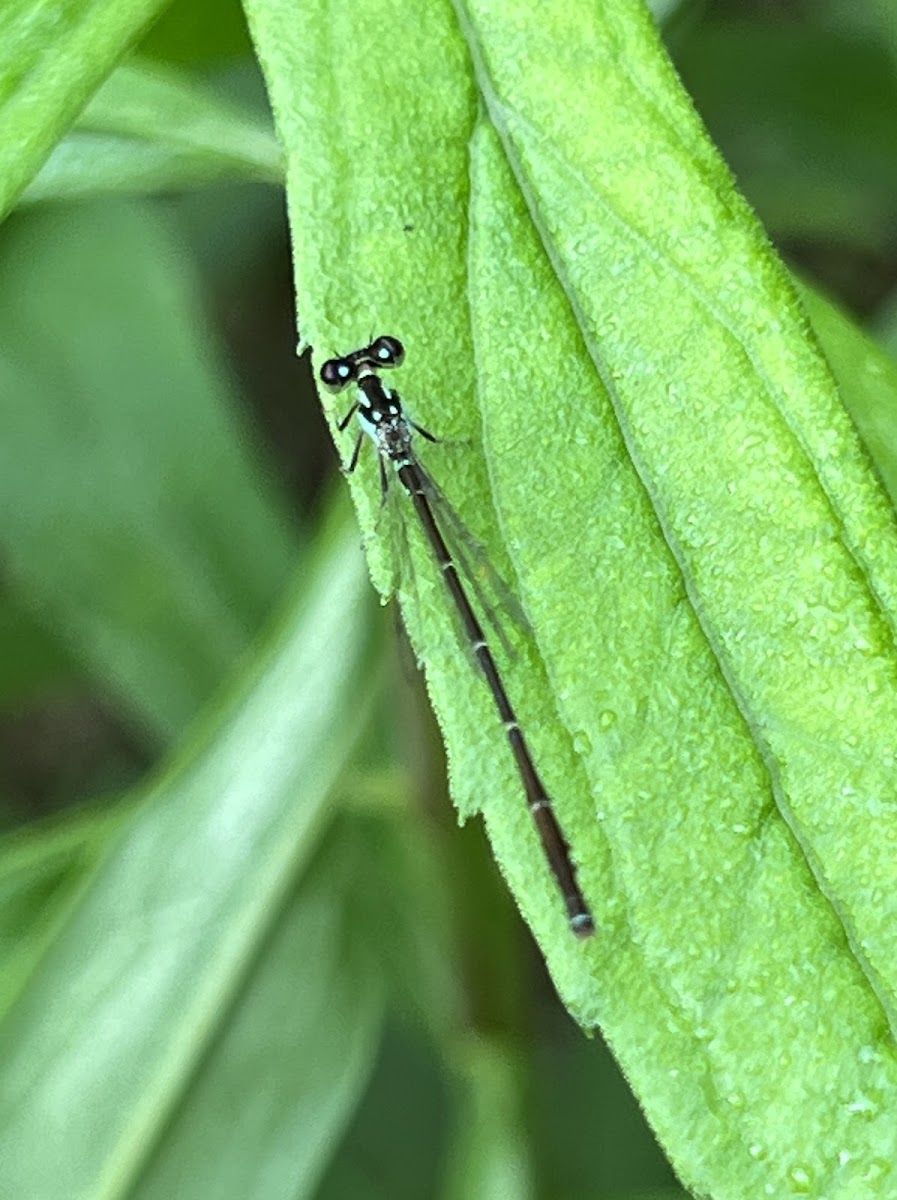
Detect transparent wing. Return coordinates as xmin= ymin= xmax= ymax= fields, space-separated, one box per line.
xmin=412 ymin=460 xmax=533 ymax=661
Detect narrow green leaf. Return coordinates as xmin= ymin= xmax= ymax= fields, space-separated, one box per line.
xmin=0 ymin=509 xmax=374 ymax=1200
xmin=876 ymin=292 xmax=897 ymax=360
xmin=0 ymin=0 xmax=171 ymax=219
xmin=0 ymin=201 xmax=297 ymax=741
xmin=800 ymin=281 xmax=897 ymax=505
xmin=248 ymin=0 xmax=897 ymax=1195
xmin=130 ymin=823 xmax=383 ymax=1200
xmin=0 ymin=796 xmax=135 ymax=1019
xmin=440 ymin=1040 xmax=535 ymax=1200
xmin=20 ymin=60 xmax=283 ymax=205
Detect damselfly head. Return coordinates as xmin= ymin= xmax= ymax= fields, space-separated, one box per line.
xmin=320 ymin=336 xmax=405 ymax=390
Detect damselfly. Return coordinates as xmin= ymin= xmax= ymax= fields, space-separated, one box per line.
xmin=320 ymin=336 xmax=595 ymax=939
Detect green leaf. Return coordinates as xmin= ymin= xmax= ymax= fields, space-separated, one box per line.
xmin=19 ymin=59 xmax=283 ymax=206
xmin=129 ymin=822 xmax=383 ymax=1200
xmin=0 ymin=0 xmax=171 ymax=220
xmin=248 ymin=0 xmax=897 ymax=1195
xmin=0 ymin=798 xmax=127 ymax=1019
xmin=800 ymin=281 xmax=897 ymax=506
xmin=875 ymin=292 xmax=897 ymax=361
xmin=0 ymin=201 xmax=297 ymax=742
xmin=440 ymin=1040 xmax=535 ymax=1200
xmin=0 ymin=506 xmax=377 ymax=1200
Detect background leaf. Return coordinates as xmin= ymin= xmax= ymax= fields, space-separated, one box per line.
xmin=0 ymin=201 xmax=297 ymax=742
xmin=0 ymin=0 xmax=172 ymax=218
xmin=20 ymin=60 xmax=282 ymax=206
xmin=130 ymin=819 xmax=384 ymax=1200
xmin=675 ymin=23 xmax=897 ymax=251
xmin=0 ymin=172 xmax=386 ymax=1200
xmin=0 ymin=508 xmax=375 ymax=1200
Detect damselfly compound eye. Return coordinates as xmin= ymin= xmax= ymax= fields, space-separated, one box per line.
xmin=320 ymin=357 xmax=355 ymax=389
xmin=369 ymin=335 xmax=404 ymax=367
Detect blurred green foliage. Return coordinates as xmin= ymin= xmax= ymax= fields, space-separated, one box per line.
xmin=1 ymin=1 xmax=896 ymax=1198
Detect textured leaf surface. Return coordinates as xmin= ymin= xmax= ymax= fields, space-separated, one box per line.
xmin=467 ymin=113 xmax=897 ymax=1197
xmin=799 ymin=282 xmax=897 ymax=506
xmin=0 ymin=514 xmax=375 ymax=1200
xmin=0 ymin=0 xmax=169 ymax=219
xmin=248 ymin=0 xmax=897 ymax=1194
